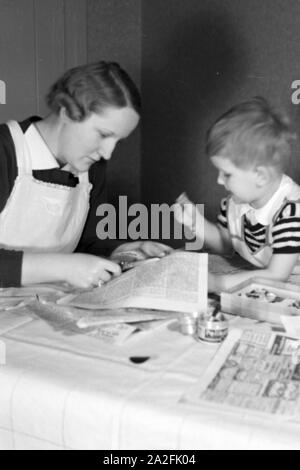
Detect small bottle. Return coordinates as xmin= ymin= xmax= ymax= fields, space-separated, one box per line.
xmin=196 ymin=310 xmax=228 ymax=343
xmin=179 ymin=311 xmax=199 ymax=336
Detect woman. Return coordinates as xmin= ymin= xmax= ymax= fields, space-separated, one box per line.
xmin=0 ymin=61 xmax=170 ymax=288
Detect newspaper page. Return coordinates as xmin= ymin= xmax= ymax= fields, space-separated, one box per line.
xmin=58 ymin=251 xmax=208 ymax=314
xmin=184 ymin=328 xmax=300 ymax=417
xmin=15 ymin=300 xmax=173 ymax=345
xmin=28 ymin=299 xmax=176 ymax=328
xmin=208 ymin=253 xmax=255 ymax=275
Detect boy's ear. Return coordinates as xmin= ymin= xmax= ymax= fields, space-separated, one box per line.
xmin=254 ymin=166 xmax=271 ymax=187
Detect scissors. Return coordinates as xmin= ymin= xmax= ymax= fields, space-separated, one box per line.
xmin=118 ymin=257 xmax=160 ymax=272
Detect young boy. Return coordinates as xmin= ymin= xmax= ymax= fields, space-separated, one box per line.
xmin=175 ymin=97 xmax=300 ymax=293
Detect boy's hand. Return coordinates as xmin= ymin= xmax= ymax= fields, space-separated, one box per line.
xmin=110 ymin=241 xmax=173 ymax=264
xmin=174 ymin=192 xmax=204 ymax=239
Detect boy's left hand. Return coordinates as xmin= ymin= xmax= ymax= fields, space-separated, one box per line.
xmin=110 ymin=241 xmax=173 ymax=264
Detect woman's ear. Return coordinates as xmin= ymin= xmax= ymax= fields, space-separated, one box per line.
xmin=59 ymin=106 xmax=69 ymax=123
xmin=254 ymin=165 xmax=271 ymax=187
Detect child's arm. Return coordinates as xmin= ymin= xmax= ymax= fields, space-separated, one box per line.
xmin=175 ymin=193 xmax=233 ymax=254
xmin=209 ymin=252 xmax=299 ymax=293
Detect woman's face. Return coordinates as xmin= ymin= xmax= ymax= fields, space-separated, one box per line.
xmin=57 ymin=106 xmax=140 ymax=172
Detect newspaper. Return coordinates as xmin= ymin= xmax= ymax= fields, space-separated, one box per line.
xmin=208 ymin=253 xmax=255 ymax=275
xmin=185 ymin=328 xmax=300 ymax=417
xmin=58 ymin=251 xmax=208 ymax=314
xmin=0 ymin=252 xmax=207 ymax=344
xmin=19 ymin=300 xmax=174 ymax=345
xmin=28 ymin=299 xmax=177 ymax=327
xmin=281 ymin=315 xmax=300 ymax=339
xmin=0 ymin=283 xmax=73 ymax=297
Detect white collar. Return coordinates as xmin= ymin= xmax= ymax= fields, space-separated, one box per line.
xmin=24 ymin=123 xmax=60 ymax=170
xmin=237 ymin=175 xmax=294 ymax=225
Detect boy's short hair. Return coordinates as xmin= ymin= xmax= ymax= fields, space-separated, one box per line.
xmin=205 ymin=97 xmax=296 ymax=172
xmin=46 ymin=61 xmax=141 ymax=122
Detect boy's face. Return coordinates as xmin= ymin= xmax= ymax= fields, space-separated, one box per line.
xmin=211 ymin=156 xmax=259 ymax=204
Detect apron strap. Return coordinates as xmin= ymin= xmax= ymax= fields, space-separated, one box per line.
xmin=7 ymin=120 xmax=32 ymax=175
xmin=60 ymin=163 xmax=90 ymax=185
xmin=78 ymin=171 xmax=90 ymax=184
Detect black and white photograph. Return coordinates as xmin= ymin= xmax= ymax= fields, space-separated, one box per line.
xmin=0 ymin=0 xmax=300 ymax=452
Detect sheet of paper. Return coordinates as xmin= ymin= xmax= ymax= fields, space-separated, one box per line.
xmin=87 ymin=323 xmax=138 ymax=345
xmin=23 ymin=300 xmax=177 ymax=344
xmin=0 ymin=283 xmax=72 ymax=297
xmin=184 ymin=328 xmax=300 ymax=417
xmin=76 ymin=310 xmax=177 ymax=328
xmin=28 ymin=300 xmax=177 ymax=326
xmin=281 ymin=315 xmax=300 ymax=339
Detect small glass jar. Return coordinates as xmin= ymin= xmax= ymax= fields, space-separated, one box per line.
xmin=178 ymin=311 xmax=199 ymax=336
xmin=196 ymin=311 xmax=228 ymax=343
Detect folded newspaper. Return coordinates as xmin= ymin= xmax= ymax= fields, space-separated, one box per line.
xmin=58 ymin=251 xmax=208 ymax=314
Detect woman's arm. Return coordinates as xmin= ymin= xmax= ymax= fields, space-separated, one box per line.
xmin=21 ymin=252 xmax=121 ymax=288
xmin=75 ymin=160 xmax=121 ymax=256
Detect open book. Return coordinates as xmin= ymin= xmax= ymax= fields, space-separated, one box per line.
xmin=58 ymin=251 xmax=208 ymax=314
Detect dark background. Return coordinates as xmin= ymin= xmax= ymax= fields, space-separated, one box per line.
xmin=140 ymin=0 xmax=300 ymax=220
xmin=1 ymin=0 xmax=300 ymax=224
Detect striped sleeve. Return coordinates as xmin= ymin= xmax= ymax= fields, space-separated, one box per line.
xmin=272 ymin=201 xmax=300 ymax=253
xmin=217 ymin=197 xmax=228 ymax=229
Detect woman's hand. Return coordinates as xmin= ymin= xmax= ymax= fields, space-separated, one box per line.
xmin=22 ymin=252 xmax=121 ymax=289
xmin=110 ymin=241 xmax=173 ymax=263
xmin=62 ymin=253 xmax=121 ymax=288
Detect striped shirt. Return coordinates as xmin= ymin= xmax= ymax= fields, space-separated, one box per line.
xmin=218 ymin=197 xmax=300 ymax=254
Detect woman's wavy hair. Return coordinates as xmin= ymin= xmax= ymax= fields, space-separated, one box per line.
xmin=46 ymin=61 xmax=141 ymax=121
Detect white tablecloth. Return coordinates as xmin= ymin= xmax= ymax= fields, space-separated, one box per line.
xmin=0 ymin=313 xmax=299 ymax=450
xmin=0 ymin=254 xmax=300 ymax=450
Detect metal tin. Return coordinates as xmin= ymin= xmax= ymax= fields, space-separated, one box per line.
xmin=197 ymin=311 xmax=228 ymax=343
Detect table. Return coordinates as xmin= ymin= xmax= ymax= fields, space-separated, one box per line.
xmin=0 ymin=255 xmax=300 ymax=450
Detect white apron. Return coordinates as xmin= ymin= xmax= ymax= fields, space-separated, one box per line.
xmin=0 ymin=120 xmax=92 ymax=253
xmin=227 ymin=175 xmax=300 ymax=274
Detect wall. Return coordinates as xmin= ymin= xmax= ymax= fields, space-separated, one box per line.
xmin=0 ymin=0 xmax=141 ymax=206
xmin=87 ymin=0 xmax=142 ymax=204
xmin=0 ymin=0 xmax=140 ymax=204
xmin=0 ymin=0 xmax=87 ymax=121
xmin=2 ymin=0 xmax=299 ymax=224
xmin=141 ymin=0 xmax=300 ymax=222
